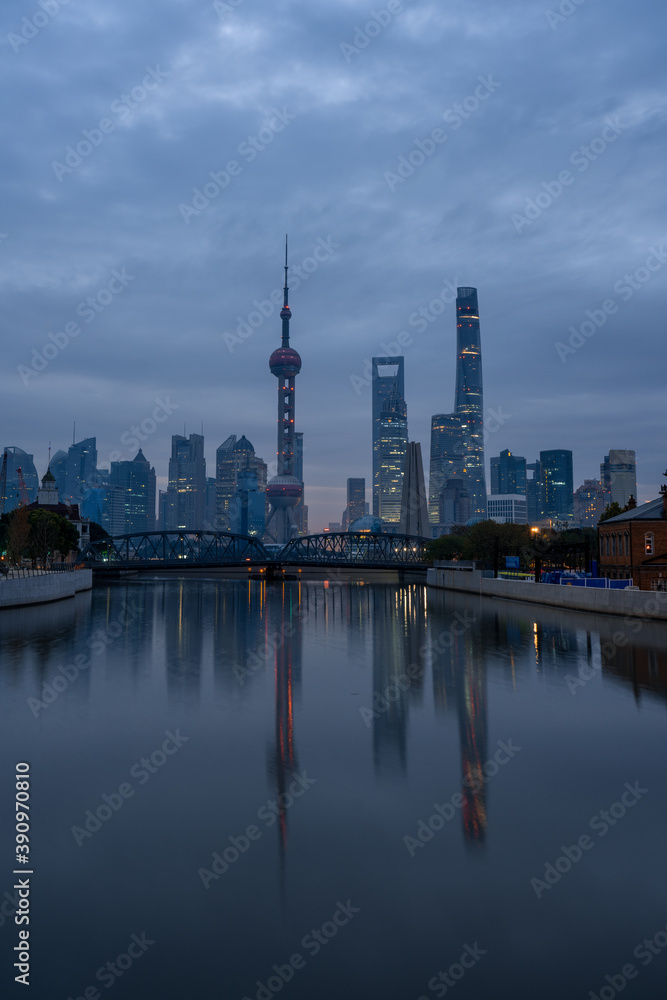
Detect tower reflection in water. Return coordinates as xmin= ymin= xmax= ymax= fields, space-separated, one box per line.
xmin=266 ymin=583 xmax=302 ymax=895
xmin=429 ymin=593 xmax=488 ymax=848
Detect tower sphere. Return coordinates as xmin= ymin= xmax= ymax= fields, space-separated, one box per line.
xmin=266 ymin=474 xmax=302 ymax=507
xmin=269 ymin=346 xmax=302 ymax=378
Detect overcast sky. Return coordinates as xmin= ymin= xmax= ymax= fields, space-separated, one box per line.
xmin=2 ymin=0 xmax=666 ymax=530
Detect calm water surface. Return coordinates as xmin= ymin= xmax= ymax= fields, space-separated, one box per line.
xmin=1 ymin=579 xmax=666 ymax=999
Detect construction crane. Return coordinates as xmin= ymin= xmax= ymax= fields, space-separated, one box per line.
xmin=16 ymin=468 xmax=30 ymax=507
xmin=0 ymin=450 xmax=7 ymax=515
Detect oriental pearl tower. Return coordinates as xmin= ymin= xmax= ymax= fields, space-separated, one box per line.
xmin=265 ymin=238 xmax=303 ymax=543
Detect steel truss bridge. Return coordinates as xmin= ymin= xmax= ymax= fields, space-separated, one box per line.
xmin=79 ymin=531 xmax=428 ymax=571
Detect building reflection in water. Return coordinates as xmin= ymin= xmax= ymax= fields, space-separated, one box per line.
xmin=213 ymin=577 xmax=267 ymax=699
xmin=371 ymin=585 xmax=428 ymax=779
xmin=163 ymin=581 xmax=204 ymax=706
xmin=266 ymin=582 xmax=303 ymax=898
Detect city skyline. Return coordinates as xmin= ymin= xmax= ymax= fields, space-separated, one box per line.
xmin=2 ymin=1 xmax=666 ymax=530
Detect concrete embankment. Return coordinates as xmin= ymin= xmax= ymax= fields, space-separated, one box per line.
xmin=427 ymin=567 xmax=667 ymax=621
xmin=0 ymin=569 xmax=93 ymax=609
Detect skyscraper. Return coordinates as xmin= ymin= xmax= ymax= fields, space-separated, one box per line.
xmin=377 ymin=388 xmax=408 ymax=523
xmin=344 ymin=478 xmax=366 ymax=529
xmin=372 ymin=357 xmax=405 ymax=517
xmin=600 ymin=450 xmax=637 ymax=506
xmin=166 ymin=433 xmax=206 ymax=530
xmin=109 ymin=449 xmax=157 ymax=532
xmin=65 ymin=438 xmax=97 ymax=503
xmin=428 ymin=414 xmax=465 ymax=525
xmin=0 ymin=446 xmax=39 ymax=513
xmin=489 ymin=450 xmax=527 ymax=496
xmin=454 ymin=287 xmax=486 ymax=518
xmin=400 ymin=442 xmax=429 ymax=536
xmin=230 ymin=468 xmax=266 ymax=538
xmin=540 ymin=449 xmax=573 ymax=523
xmin=293 ymin=431 xmax=308 ymax=535
xmin=573 ymin=480 xmax=610 ymax=527
xmin=526 ymin=460 xmax=543 ymax=523
xmin=265 ymin=241 xmax=303 ymax=544
xmin=216 ymin=435 xmax=267 ymax=531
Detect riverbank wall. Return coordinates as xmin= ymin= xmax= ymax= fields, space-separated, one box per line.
xmin=427 ymin=566 xmax=667 ymax=621
xmin=0 ymin=569 xmax=93 ymax=609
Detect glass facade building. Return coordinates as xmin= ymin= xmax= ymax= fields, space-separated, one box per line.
xmin=216 ymin=435 xmax=267 ymax=532
xmin=0 ymin=446 xmax=39 ymax=513
xmin=600 ymin=450 xmax=637 ymax=507
xmin=490 ymin=450 xmax=527 ymax=496
xmin=428 ymin=414 xmax=465 ymax=525
xmin=540 ymin=449 xmax=573 ymax=523
xmin=109 ymin=449 xmax=156 ymax=533
xmin=167 ymin=433 xmax=206 ymax=530
xmin=377 ymin=389 xmax=408 ymax=523
xmin=65 ymin=438 xmax=97 ymax=503
xmin=372 ymin=357 xmax=405 ymax=517
xmin=454 ymin=288 xmax=487 ymax=519
xmin=345 ymin=478 xmax=367 ymax=529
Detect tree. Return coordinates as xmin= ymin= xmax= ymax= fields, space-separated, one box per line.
xmin=6 ymin=506 xmax=31 ymax=565
xmin=454 ymin=520 xmax=533 ymax=565
xmin=599 ymin=502 xmax=624 ymax=522
xmin=57 ymin=518 xmax=80 ymax=560
xmin=89 ymin=521 xmax=110 ymax=544
xmin=28 ymin=511 xmax=79 ymax=566
xmin=426 ymin=534 xmax=466 ymax=563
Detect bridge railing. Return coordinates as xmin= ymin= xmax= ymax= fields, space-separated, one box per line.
xmin=278 ymin=532 xmax=429 ymax=566
xmin=79 ymin=530 xmax=429 ymax=568
xmin=79 ymin=530 xmax=271 ymax=566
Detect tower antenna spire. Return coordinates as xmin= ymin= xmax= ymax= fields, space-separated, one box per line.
xmin=283 ymin=233 xmax=289 ymax=307
xmin=280 ymin=234 xmax=292 ymax=346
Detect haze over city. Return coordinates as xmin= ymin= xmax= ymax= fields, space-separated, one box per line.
xmin=2 ymin=0 xmax=666 ymax=531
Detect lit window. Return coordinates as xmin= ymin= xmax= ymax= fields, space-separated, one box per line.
xmin=645 ymin=533 xmax=654 ymax=556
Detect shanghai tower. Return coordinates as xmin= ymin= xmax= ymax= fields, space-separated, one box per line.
xmin=265 ymin=239 xmax=303 ymax=543
xmin=454 ymin=287 xmax=486 ymax=519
